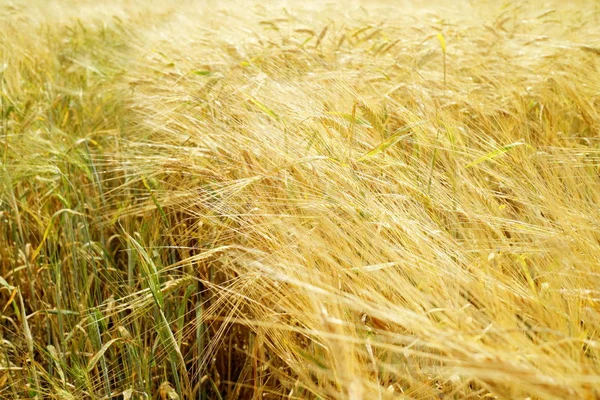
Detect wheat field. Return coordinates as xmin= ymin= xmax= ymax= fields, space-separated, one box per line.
xmin=1 ymin=0 xmax=600 ymax=399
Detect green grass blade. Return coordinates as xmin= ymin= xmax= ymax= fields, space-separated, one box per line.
xmin=326 ymin=112 xmax=372 ymax=128
xmin=436 ymin=33 xmax=446 ymax=54
xmin=87 ymin=338 xmax=120 ymax=373
xmin=465 ymin=142 xmax=530 ymax=168
xmin=357 ymin=121 xmax=425 ymax=162
xmin=249 ymin=97 xmax=280 ymax=121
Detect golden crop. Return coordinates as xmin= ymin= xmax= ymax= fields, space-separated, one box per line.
xmin=1 ymin=1 xmax=599 ymax=398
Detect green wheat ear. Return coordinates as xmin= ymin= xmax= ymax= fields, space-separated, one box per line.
xmin=126 ymin=234 xmax=191 ymax=397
